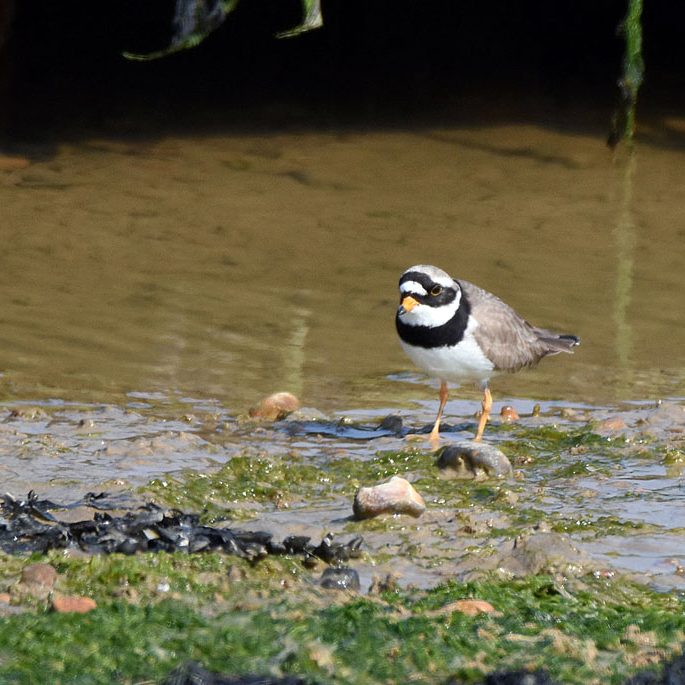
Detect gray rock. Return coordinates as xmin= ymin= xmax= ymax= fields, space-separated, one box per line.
xmin=320 ymin=567 xmax=360 ymax=591
xmin=457 ymin=530 xmax=594 ymax=581
xmin=436 ymin=441 xmax=512 ymax=479
xmin=504 ymin=531 xmax=589 ymax=576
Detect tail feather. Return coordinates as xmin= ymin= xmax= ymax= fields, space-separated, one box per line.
xmin=535 ymin=330 xmax=580 ymax=355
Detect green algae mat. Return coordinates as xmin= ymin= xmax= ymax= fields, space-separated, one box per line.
xmin=0 ymin=555 xmax=684 ymax=684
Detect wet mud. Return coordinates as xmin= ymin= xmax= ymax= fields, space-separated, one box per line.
xmin=1 ymin=395 xmax=683 ymax=592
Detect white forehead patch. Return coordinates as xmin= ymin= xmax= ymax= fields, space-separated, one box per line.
xmin=400 ymin=280 xmax=428 ymax=296
xmin=401 ymin=265 xmax=455 ymax=290
xmin=431 ymin=273 xmax=455 ymax=289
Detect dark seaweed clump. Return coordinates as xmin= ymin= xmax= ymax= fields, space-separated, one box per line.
xmin=0 ymin=491 xmax=362 ymax=564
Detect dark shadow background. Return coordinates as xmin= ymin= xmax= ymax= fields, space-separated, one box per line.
xmin=2 ymin=0 xmax=685 ymax=140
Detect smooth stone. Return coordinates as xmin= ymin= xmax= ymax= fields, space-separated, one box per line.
xmin=499 ymin=405 xmax=520 ymax=423
xmin=320 ymin=567 xmax=360 ymax=591
xmin=436 ymin=441 xmax=512 ymax=479
xmin=248 ymin=392 xmax=300 ymax=421
xmin=353 ymin=476 xmax=426 ymax=520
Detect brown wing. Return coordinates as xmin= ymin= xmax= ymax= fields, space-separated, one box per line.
xmin=458 ymin=280 xmax=576 ymax=372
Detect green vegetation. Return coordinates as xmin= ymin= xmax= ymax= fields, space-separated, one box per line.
xmin=0 ymin=557 xmax=682 ymax=685
xmin=145 ymin=453 xmax=330 ymax=520
xmin=124 ymin=0 xmax=323 ymax=61
xmin=610 ymin=0 xmax=645 ymax=147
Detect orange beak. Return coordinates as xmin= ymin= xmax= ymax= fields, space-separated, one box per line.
xmin=399 ymin=295 xmax=419 ymax=314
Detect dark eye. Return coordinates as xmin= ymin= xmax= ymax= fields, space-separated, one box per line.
xmin=430 ymin=285 xmax=443 ymax=296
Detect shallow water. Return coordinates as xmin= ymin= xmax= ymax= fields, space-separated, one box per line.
xmin=1 ymin=123 xmax=684 ymax=410
xmin=1 ymin=120 xmax=684 ymax=589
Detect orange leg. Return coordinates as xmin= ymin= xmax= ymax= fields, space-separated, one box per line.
xmin=474 ymin=387 xmax=492 ymax=442
xmin=429 ymin=381 xmax=449 ymax=444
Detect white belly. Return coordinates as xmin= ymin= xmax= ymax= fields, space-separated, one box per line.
xmin=400 ymin=334 xmax=495 ymax=385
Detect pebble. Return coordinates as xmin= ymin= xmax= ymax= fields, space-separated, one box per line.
xmin=320 ymin=567 xmax=360 ymax=591
xmin=249 ymin=392 xmax=300 ymax=421
xmin=51 ymin=595 xmax=98 ymax=614
xmin=436 ymin=441 xmax=512 ymax=479
xmin=500 ymin=406 xmax=520 ymax=423
xmin=353 ymin=476 xmax=426 ymax=520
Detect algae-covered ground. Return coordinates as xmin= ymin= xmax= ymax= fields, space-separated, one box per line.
xmin=0 ymin=398 xmax=684 ymax=684
xmin=1 ymin=554 xmax=684 ymax=684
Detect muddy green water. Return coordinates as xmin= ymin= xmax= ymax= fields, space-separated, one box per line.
xmin=1 ymin=121 xmax=684 ymax=589
xmin=1 ymin=124 xmax=683 ymax=409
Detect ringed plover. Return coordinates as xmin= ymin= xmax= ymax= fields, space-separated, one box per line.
xmin=396 ymin=264 xmax=579 ymax=442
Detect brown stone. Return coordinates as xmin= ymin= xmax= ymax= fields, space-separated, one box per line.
xmin=248 ymin=392 xmax=300 ymax=421
xmin=0 ymin=592 xmax=10 ymax=603
xmin=500 ymin=405 xmax=520 ymax=422
xmin=21 ymin=563 xmax=57 ymax=589
xmin=52 ymin=596 xmax=97 ymax=614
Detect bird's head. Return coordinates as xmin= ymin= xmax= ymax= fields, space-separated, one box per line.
xmin=397 ymin=265 xmax=461 ymax=327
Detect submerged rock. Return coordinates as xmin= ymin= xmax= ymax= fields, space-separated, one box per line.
xmin=436 ymin=441 xmax=512 ymax=479
xmin=506 ymin=531 xmax=589 ymax=576
xmin=353 ymin=476 xmax=426 ymax=520
xmin=456 ymin=529 xmax=595 ymax=582
xmin=594 ymin=416 xmax=627 ymax=435
xmin=320 ymin=566 xmax=360 ymax=591
xmin=248 ymin=392 xmax=300 ymax=421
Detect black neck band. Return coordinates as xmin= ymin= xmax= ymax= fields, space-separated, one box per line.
xmin=396 ymin=290 xmax=471 ymax=349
